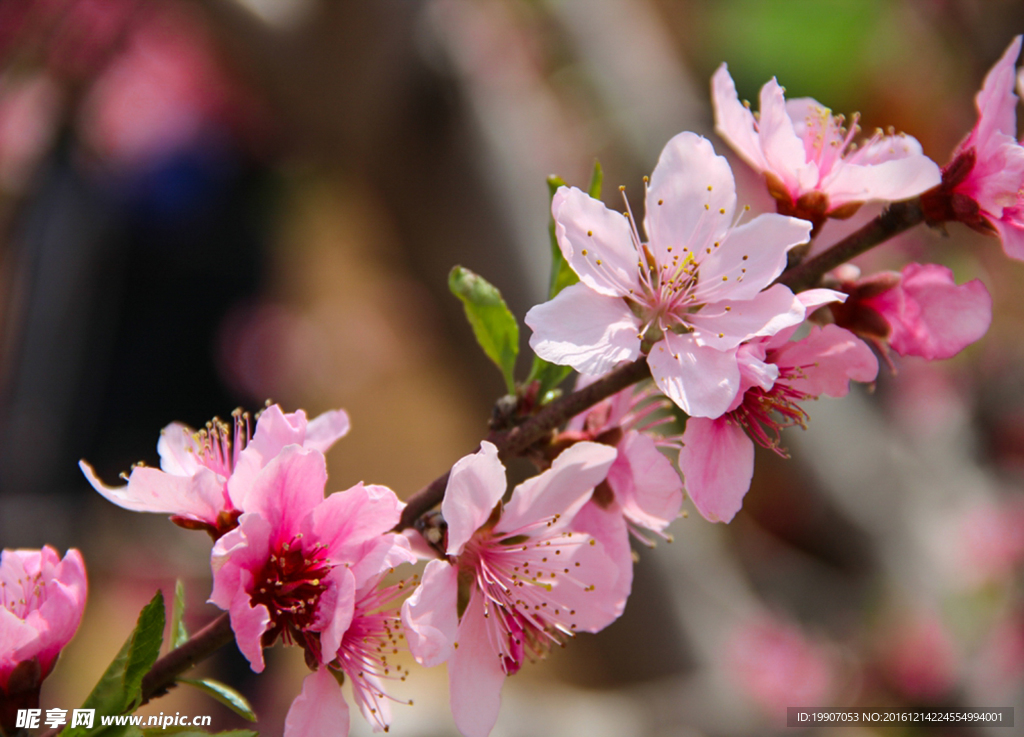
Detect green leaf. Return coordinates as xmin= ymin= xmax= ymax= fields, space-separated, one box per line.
xmin=179 ymin=679 xmax=257 ymax=722
xmin=586 ymin=159 xmax=603 ymax=200
xmin=61 ymin=592 xmax=166 ymax=737
xmin=170 ymin=580 xmax=188 ymax=649
xmin=123 ymin=591 xmax=166 ymax=710
xmin=449 ymin=266 xmax=520 ymax=393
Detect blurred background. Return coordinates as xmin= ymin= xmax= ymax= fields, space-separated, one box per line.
xmin=1 ymin=0 xmax=1024 ymax=735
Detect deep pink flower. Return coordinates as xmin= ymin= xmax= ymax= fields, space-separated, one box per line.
xmin=830 ymin=263 xmax=992 ymax=361
xmin=679 ymin=302 xmax=877 ymax=523
xmin=713 ymin=64 xmax=940 ymax=233
xmin=401 ymin=441 xmax=622 ymax=737
xmin=80 ymin=404 xmax=349 ymax=537
xmin=921 ymin=36 xmax=1024 ymax=258
xmin=526 ymin=132 xmax=816 ymax=419
xmin=208 ymin=445 xmax=414 ymax=737
xmin=0 ymin=547 xmax=87 ymax=735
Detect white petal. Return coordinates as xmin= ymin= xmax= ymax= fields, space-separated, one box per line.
xmin=526 ymin=283 xmax=642 ymax=376
xmin=552 ymin=186 xmax=640 ymax=297
xmin=645 ymin=132 xmax=737 ymax=266
xmin=647 ymin=333 xmax=740 ymax=418
xmin=443 ymin=442 xmax=507 ymax=557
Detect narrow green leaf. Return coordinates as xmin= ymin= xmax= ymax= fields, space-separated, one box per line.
xmin=448 ymin=266 xmax=519 ymax=393
xmin=123 ymin=591 xmax=166 ymax=710
xmin=60 ymin=592 xmax=166 ymax=737
xmin=179 ymin=679 xmax=257 ymax=722
xmin=170 ymin=580 xmax=188 ymax=649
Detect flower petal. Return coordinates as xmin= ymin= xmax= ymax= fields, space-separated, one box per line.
xmin=552 ymin=185 xmax=640 ymax=297
xmin=571 ymin=502 xmax=633 ymax=614
xmin=304 ymin=409 xmax=351 ymax=453
xmin=694 ymin=214 xmax=811 ymax=302
xmin=690 ymin=284 xmax=805 ymax=350
xmin=499 ymin=441 xmax=618 ymax=534
xmin=449 ymin=590 xmax=506 ymax=737
xmin=309 ymin=482 xmax=406 ymax=567
xmin=824 ymin=153 xmax=940 ymax=206
xmin=647 ymin=332 xmax=740 ymax=418
xmin=442 ymin=442 xmax=507 ymax=557
xmin=401 ymin=559 xmax=459 ymax=668
xmin=79 ymin=461 xmax=224 ymax=525
xmin=758 ymin=78 xmax=817 ymax=195
xmin=974 ymin=35 xmax=1022 ymax=145
xmin=867 ymin=263 xmax=992 ymax=360
xmin=607 ymin=431 xmax=683 ymax=533
xmin=773 ymin=325 xmax=878 ymax=397
xmin=711 ymin=63 xmax=769 ymax=172
xmin=156 ymin=422 xmax=202 ymax=476
xmin=645 ymin=132 xmax=737 ymax=265
xmin=284 ymin=668 xmax=350 ymax=737
xmin=679 ymin=416 xmax=754 ymax=523
xmin=243 ymin=446 xmax=327 ymax=545
xmin=526 ymin=282 xmax=642 ymax=376
xmin=315 ymin=566 xmax=356 ymax=663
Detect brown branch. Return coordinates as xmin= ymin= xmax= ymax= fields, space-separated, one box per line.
xmin=139 ymin=613 xmax=234 ymax=704
xmin=775 ymin=198 xmax=925 ymax=293
xmin=396 ymin=357 xmax=652 ymax=529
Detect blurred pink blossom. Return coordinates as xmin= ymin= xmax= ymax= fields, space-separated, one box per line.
xmin=726 ymin=615 xmax=835 ymax=714
xmin=957 ymin=499 xmax=1024 ymax=585
xmin=0 ymin=72 xmax=61 ymax=193
xmin=879 ymin=612 xmax=958 ymax=702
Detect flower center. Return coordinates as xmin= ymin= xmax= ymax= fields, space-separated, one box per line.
xmin=729 ymin=370 xmax=810 ymax=457
xmin=0 ymin=572 xmax=45 ymax=620
xmin=191 ymin=409 xmax=251 ymax=479
xmin=460 ymin=522 xmax=590 ymax=674
xmin=250 ymin=536 xmax=331 ymax=655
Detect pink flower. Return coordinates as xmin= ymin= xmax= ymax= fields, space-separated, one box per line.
xmin=80 ymin=404 xmax=349 ymax=537
xmin=0 ymin=547 xmax=87 ymax=735
xmin=680 ymin=303 xmax=877 ymax=523
xmin=401 ymin=441 xmax=622 ymax=737
xmin=726 ymin=615 xmax=835 ymax=715
xmin=879 ymin=612 xmax=958 ymax=702
xmin=712 ymin=64 xmax=941 ymax=233
xmin=526 ymin=132 xmax=816 ymax=418
xmin=562 ymin=377 xmax=683 ymax=542
xmin=830 ymin=263 xmax=992 ymax=361
xmin=210 ymin=445 xmax=415 ymax=737
xmin=921 ymin=36 xmax=1024 ymax=258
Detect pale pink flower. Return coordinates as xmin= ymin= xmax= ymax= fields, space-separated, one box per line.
xmin=680 ymin=296 xmax=877 ymax=523
xmin=209 ymin=445 xmax=415 ymax=737
xmin=563 ymin=377 xmax=683 ymax=543
xmin=829 ymin=263 xmax=992 ymax=361
xmin=712 ymin=64 xmax=941 ymax=233
xmin=727 ymin=615 xmax=835 ymax=715
xmin=0 ymin=547 xmax=87 ymax=734
xmin=921 ymin=36 xmax=1024 ymax=258
xmin=526 ymin=132 xmax=816 ymax=419
xmin=80 ymin=404 xmax=349 ymax=537
xmin=401 ymin=441 xmax=622 ymax=737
